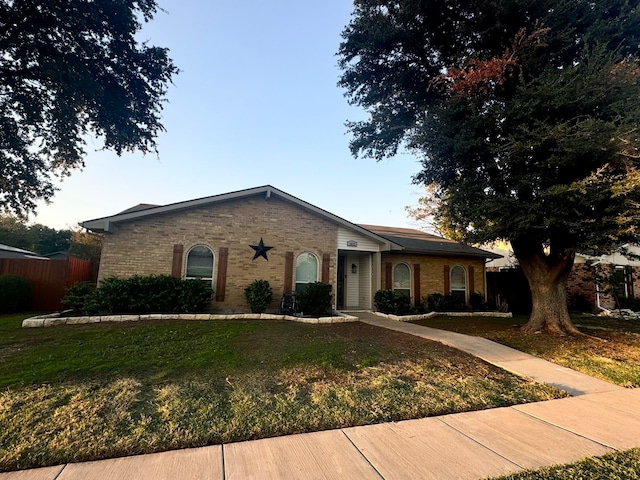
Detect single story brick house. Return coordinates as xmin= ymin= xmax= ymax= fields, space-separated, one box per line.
xmin=81 ymin=186 xmax=500 ymax=312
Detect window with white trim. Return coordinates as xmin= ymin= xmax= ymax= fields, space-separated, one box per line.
xmin=450 ymin=265 xmax=466 ymax=302
xmin=612 ymin=265 xmax=632 ymax=299
xmin=185 ymin=245 xmax=214 ymax=285
xmin=295 ymin=252 xmax=318 ymax=293
xmin=393 ymin=263 xmax=411 ymax=298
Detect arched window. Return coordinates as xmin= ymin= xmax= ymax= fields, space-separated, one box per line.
xmin=450 ymin=265 xmax=466 ymax=302
xmin=393 ymin=263 xmax=411 ymax=298
xmin=185 ymin=245 xmax=214 ymax=285
xmin=295 ymin=252 xmax=318 ymax=293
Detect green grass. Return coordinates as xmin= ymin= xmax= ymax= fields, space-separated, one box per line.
xmin=0 ymin=313 xmax=564 ymax=472
xmin=412 ymin=314 xmax=640 ymax=387
xmin=491 ymin=448 xmax=640 ymax=479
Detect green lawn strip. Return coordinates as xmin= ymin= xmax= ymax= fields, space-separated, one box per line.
xmin=0 ymin=315 xmax=563 ymax=472
xmin=490 ymin=448 xmax=640 ymax=480
xmin=412 ymin=315 xmax=640 ymax=387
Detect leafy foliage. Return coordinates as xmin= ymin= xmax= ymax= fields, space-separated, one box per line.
xmin=67 ymin=229 xmax=102 ymax=262
xmin=0 ymin=275 xmax=32 ymax=313
xmin=0 ymin=215 xmax=101 ymax=259
xmin=244 ymin=280 xmax=273 ymax=313
xmin=0 ymin=215 xmax=71 ymax=254
xmin=425 ymin=293 xmax=466 ymax=313
xmin=297 ymin=282 xmax=333 ymax=317
xmin=0 ymin=0 xmax=178 ymax=216
xmin=61 ymin=281 xmax=97 ymax=312
xmin=339 ymin=0 xmax=640 ymax=333
xmin=63 ymin=275 xmax=213 ymax=315
xmin=374 ymin=289 xmax=412 ymax=315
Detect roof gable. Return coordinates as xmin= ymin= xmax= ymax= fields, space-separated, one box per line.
xmin=81 ymin=185 xmax=398 ymax=249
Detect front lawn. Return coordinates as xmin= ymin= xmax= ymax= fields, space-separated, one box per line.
xmin=0 ymin=314 xmax=563 ymax=472
xmin=412 ymin=314 xmax=640 ymax=387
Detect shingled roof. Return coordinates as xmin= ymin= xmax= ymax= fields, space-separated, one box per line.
xmin=359 ymin=225 xmax=501 ymax=259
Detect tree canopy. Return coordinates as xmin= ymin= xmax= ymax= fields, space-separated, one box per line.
xmin=0 ymin=215 xmax=71 ymax=254
xmin=0 ymin=0 xmax=178 ymax=217
xmin=0 ymin=214 xmax=101 ymax=260
xmin=339 ymin=0 xmax=640 ymax=333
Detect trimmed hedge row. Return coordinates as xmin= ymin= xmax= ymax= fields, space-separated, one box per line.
xmin=63 ymin=275 xmax=213 ymax=315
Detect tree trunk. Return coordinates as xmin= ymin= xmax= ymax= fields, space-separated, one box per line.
xmin=512 ymin=238 xmax=581 ymax=335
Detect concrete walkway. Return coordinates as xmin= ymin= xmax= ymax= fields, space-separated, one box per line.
xmin=2 ymin=314 xmax=638 ymax=480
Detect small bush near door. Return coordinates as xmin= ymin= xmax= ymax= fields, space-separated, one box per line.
xmin=0 ymin=274 xmax=32 ymax=313
xmin=244 ymin=279 xmax=273 ymax=313
xmin=374 ymin=290 xmax=412 ymax=315
xmin=297 ymin=282 xmax=332 ymax=317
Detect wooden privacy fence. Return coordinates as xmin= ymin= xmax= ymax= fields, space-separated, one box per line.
xmin=0 ymin=257 xmax=98 ymax=311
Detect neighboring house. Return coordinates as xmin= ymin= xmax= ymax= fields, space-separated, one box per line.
xmin=485 ymin=241 xmax=640 ymax=312
xmin=570 ymin=249 xmax=640 ymax=311
xmin=81 ymin=186 xmax=500 ymax=313
xmin=0 ymin=244 xmax=48 ymax=260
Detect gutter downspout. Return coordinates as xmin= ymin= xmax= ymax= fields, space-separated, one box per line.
xmin=591 ymin=261 xmax=608 ymax=312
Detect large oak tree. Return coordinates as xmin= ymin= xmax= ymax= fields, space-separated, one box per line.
xmin=0 ymin=0 xmax=177 ymax=217
xmin=339 ymin=0 xmax=640 ymax=334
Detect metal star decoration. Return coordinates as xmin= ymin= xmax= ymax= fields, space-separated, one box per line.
xmin=249 ymin=237 xmax=273 ymax=261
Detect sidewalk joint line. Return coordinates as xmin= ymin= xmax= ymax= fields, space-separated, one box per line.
xmin=220 ymin=444 xmax=226 ymax=480
xmin=51 ymin=464 xmax=67 ymax=480
xmin=340 ymin=429 xmax=386 ymax=480
xmin=435 ymin=417 xmax=526 ymax=470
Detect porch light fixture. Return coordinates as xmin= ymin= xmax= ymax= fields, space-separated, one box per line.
xmin=351 ymin=263 xmax=357 ymax=274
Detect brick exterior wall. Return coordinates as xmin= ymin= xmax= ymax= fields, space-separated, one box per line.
xmin=583 ymin=264 xmax=640 ymax=310
xmin=98 ymin=195 xmax=337 ymax=312
xmin=379 ymin=253 xmax=486 ymax=304
xmin=566 ymin=263 xmax=597 ymax=310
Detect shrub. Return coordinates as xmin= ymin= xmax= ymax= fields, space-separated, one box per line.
xmin=71 ymin=275 xmax=213 ymax=315
xmin=374 ymin=289 xmax=412 ymax=315
xmin=469 ymin=292 xmax=487 ymax=311
xmin=426 ymin=293 xmax=467 ymax=312
xmin=297 ymin=282 xmax=332 ymax=317
xmin=616 ymin=296 xmax=640 ymax=312
xmin=374 ymin=290 xmax=396 ymax=314
xmin=178 ymin=280 xmax=214 ymax=313
xmin=0 ymin=274 xmax=32 ymax=313
xmin=62 ymin=281 xmax=97 ymax=312
xmin=244 ymin=280 xmax=273 ymax=313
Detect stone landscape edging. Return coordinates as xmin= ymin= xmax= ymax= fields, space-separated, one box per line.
xmin=21 ymin=310 xmax=511 ymax=328
xmin=22 ymin=311 xmax=360 ymax=328
xmin=371 ymin=311 xmax=513 ymax=322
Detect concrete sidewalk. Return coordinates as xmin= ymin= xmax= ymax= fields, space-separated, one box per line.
xmin=2 ymin=315 xmax=638 ymax=480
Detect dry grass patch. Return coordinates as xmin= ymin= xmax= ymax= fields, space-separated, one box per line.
xmin=0 ymin=314 xmax=563 ymax=472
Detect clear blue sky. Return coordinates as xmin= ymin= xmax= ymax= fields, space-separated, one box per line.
xmin=33 ymin=0 xmax=424 ymax=230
